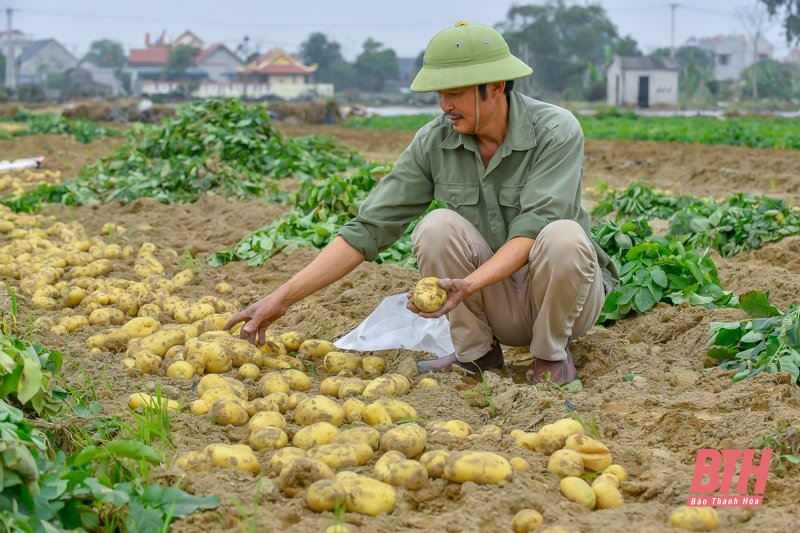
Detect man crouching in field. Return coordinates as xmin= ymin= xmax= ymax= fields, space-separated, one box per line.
xmin=226 ymin=22 xmax=618 ymax=385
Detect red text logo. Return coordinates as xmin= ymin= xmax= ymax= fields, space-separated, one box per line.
xmin=687 ymin=449 xmax=771 ymax=507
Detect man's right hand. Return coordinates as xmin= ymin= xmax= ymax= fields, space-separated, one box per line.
xmin=224 ymin=294 xmax=289 ymax=346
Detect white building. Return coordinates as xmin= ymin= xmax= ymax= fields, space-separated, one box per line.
xmin=606 ymin=56 xmax=679 ymax=107
xmin=685 ymin=34 xmax=773 ymax=81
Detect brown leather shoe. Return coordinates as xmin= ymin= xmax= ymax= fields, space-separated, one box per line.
xmin=418 ymin=339 xmax=504 ymax=374
xmin=530 ymin=347 xmax=578 ymax=385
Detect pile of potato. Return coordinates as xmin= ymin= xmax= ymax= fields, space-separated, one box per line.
xmin=0 ymin=168 xmax=62 ymax=197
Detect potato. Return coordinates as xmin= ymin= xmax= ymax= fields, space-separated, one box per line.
xmin=333 ymin=426 xmax=381 ymax=451
xmin=417 ymin=377 xmax=438 ymax=389
xmin=419 ymin=450 xmax=450 ymax=478
xmin=197 ymin=374 xmax=234 ymax=396
xmin=669 ymin=506 xmax=719 ymax=531
xmin=604 ymin=464 xmax=627 ymax=481
xmin=342 ymin=398 xmax=366 ymax=423
xmin=238 ymin=363 xmax=261 ymax=381
xmin=443 ymin=451 xmax=514 ymax=485
xmin=320 ymin=376 xmax=347 ymax=397
xmin=138 ymin=303 xmax=162 ymax=320
xmin=188 ymin=399 xmax=210 ymax=415
xmin=279 ymin=331 xmax=303 ymax=351
xmin=258 ymin=372 xmax=291 ymax=396
xmin=175 ymin=303 xmax=216 ymax=324
xmin=228 ymin=338 xmax=262 ymax=367
xmin=62 ymin=286 xmax=86 ymax=307
xmin=283 ymin=368 xmax=311 ymax=391
xmin=564 ymin=434 xmax=612 ymax=472
xmin=135 ymin=350 xmax=161 ymax=374
xmin=30 ymin=296 xmax=58 ymax=310
xmin=249 ymin=411 xmax=287 ymax=432
xmin=548 ymin=449 xmax=584 ymax=478
xmin=529 ymin=418 xmax=584 ymax=455
xmin=294 ymin=396 xmax=344 ymax=427
xmin=287 ymin=392 xmax=308 ymax=411
xmin=59 ymin=315 xmax=89 ymax=333
xmin=214 ymin=281 xmax=232 ymax=295
xmin=87 ymin=330 xmax=130 ymax=351
xmin=88 ymin=308 xmax=125 ymax=326
xmin=362 ymin=374 xmax=409 ymax=398
xmin=249 ymin=426 xmax=289 ymax=451
xmin=171 ymin=269 xmax=194 ymax=287
xmin=166 ymin=361 xmax=195 ymax=380
xmin=127 ymin=392 xmax=179 ymax=411
xmin=592 ymin=477 xmax=624 ymax=509
xmin=360 ymin=356 xmax=385 ymax=377
xmin=121 ymin=358 xmax=137 ymax=374
xmin=293 ymin=422 xmax=340 ymax=450
xmin=440 ymin=419 xmax=472 ymax=438
xmin=175 ymin=451 xmax=213 ymax=472
xmin=559 ymin=476 xmax=595 ymax=509
xmin=298 ymin=339 xmax=336 ymax=358
xmin=279 ymin=457 xmax=335 ymax=497
xmin=337 ymin=471 xmax=397 ymax=516
xmin=206 ymin=443 xmax=260 ymax=474
xmin=510 ymin=457 xmax=530 ymax=472
xmin=362 ymin=402 xmax=393 ymax=426
xmin=337 ymin=377 xmax=365 ymax=398
xmin=375 ymin=451 xmax=428 ymax=490
xmin=324 ymin=351 xmax=360 ymax=374
xmin=512 ymin=509 xmax=544 ymax=533
xmin=138 ymin=328 xmax=186 ymax=357
xmin=211 ymin=399 xmax=250 ymax=426
xmin=201 ymin=387 xmax=239 ymax=404
xmin=270 ymin=447 xmax=307 ymax=475
xmin=307 ymin=442 xmax=374 ymax=469
xmin=306 ymin=479 xmax=346 ymax=512
xmin=259 ymin=392 xmax=290 ymax=413
xmin=201 ymin=342 xmax=232 ymax=374
xmin=380 ymin=424 xmax=426 ymax=458
xmin=413 ymin=277 xmax=447 ymax=312
xmin=386 ymin=374 xmax=411 ymax=395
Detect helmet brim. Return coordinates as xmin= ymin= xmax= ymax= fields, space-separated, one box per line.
xmin=410 ymin=54 xmax=532 ymax=92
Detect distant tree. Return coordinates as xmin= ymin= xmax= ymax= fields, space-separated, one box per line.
xmin=615 ymin=35 xmax=642 ymax=57
xmin=84 ymin=39 xmax=126 ymax=68
xmin=758 ymin=0 xmax=800 ymax=43
xmin=355 ymin=38 xmax=399 ymax=92
xmin=739 ymin=59 xmax=800 ymax=99
xmin=651 ymin=46 xmax=714 ymax=99
xmin=165 ymin=44 xmax=200 ymax=79
xmin=499 ymin=1 xmax=638 ymax=97
xmin=299 ymin=33 xmax=358 ymax=90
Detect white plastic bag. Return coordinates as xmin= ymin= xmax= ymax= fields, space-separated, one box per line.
xmin=334 ymin=293 xmax=454 ymax=357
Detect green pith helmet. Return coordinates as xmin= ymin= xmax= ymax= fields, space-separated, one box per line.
xmin=410 ymin=22 xmax=532 ymax=92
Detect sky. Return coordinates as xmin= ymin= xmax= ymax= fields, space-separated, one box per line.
xmin=8 ymin=0 xmax=796 ymax=60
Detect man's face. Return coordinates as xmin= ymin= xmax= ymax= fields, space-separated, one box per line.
xmin=437 ymin=83 xmax=503 ymax=135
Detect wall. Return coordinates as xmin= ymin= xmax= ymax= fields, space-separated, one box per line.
xmin=139 ymin=80 xmax=334 ymax=99
xmin=18 ymin=41 xmax=77 ymax=83
xmin=607 ymin=63 xmax=678 ymax=107
xmin=198 ymin=48 xmax=241 ymax=82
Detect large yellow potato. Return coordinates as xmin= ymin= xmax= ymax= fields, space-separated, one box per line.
xmin=604 ymin=464 xmax=627 ymax=482
xmin=287 ymin=392 xmax=308 ymax=411
xmin=258 ymin=373 xmax=291 ymax=396
xmin=88 ymin=308 xmax=125 ymax=326
xmin=337 ymin=471 xmax=397 ymax=516
xmin=592 ymin=477 xmax=624 ymax=509
xmin=293 ymin=422 xmax=340 ymax=450
xmin=324 ymin=351 xmax=360 ymax=374
xmin=210 ymin=399 xmax=250 ymax=426
xmin=363 ymin=402 xmax=393 ymax=426
xmin=86 ymin=330 xmax=130 ymax=351
xmin=174 ymin=303 xmax=216 ymax=324
xmin=376 ymin=398 xmax=418 ymax=423
xmin=307 ymin=441 xmax=373 ymax=468
xmin=62 ymin=286 xmax=86 ymax=307
xmin=564 ymin=434 xmax=612 ymax=472
xmin=559 ymin=477 xmax=596 ymax=509
xmin=270 ymin=447 xmax=307 ymax=475
xmin=294 ymin=396 xmax=344 ymax=426
xmin=279 ymin=458 xmax=335 ymax=497
xmin=127 ymin=392 xmax=179 ymax=411
xmin=547 ymin=449 xmax=584 ymax=478
xmin=443 ymin=451 xmax=514 ymax=484
xmin=249 ymin=410 xmax=287 ymax=432
xmin=200 ymin=342 xmax=232 ymax=374
xmin=171 ymin=269 xmax=194 ymax=287
xmin=175 ymin=451 xmax=213 ymax=472
xmin=509 ymin=457 xmax=531 ymax=472
xmin=305 ymin=479 xmax=346 ymax=512
xmin=320 ymin=376 xmax=347 ymax=397
xmin=166 ymin=361 xmax=195 ymax=380
xmin=512 ymin=509 xmax=544 ymax=533
xmin=138 ymin=328 xmax=186 ymax=357
xmin=258 ymin=392 xmax=290 ymax=414
xmin=279 ymin=331 xmax=303 ymax=351
xmin=237 ymin=363 xmax=261 ymax=381
xmin=188 ymin=399 xmax=210 ymax=415
xmin=380 ymin=424 xmax=427 ymax=458
xmin=298 ymin=339 xmax=336 ymax=358
xmin=227 ymin=338 xmax=262 ymax=367
xmin=528 ymin=418 xmax=584 ymax=455
xmin=417 ymin=377 xmax=438 ymax=389
xmin=341 ymin=398 xmax=366 ymax=423
xmin=333 ymin=426 xmax=381 ymax=451
xmin=374 ymin=451 xmax=428 ymax=490
xmin=413 ymin=277 xmax=447 ymax=312
xmin=206 ymin=443 xmax=260 ymax=474
xmin=337 ymin=377 xmax=365 ymax=398
xmin=669 ymin=506 xmax=719 ymax=531
xmin=135 ymin=350 xmax=161 ymax=374
xmin=249 ymin=426 xmax=289 ymax=451
xmin=360 ymin=356 xmax=385 ymax=377
xmin=283 ymin=368 xmax=311 ymax=391
xmin=419 ymin=450 xmax=450 ymax=478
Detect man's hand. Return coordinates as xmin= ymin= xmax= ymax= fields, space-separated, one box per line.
xmin=224 ymin=294 xmax=289 ymax=346
xmin=406 ymin=278 xmax=470 ymax=319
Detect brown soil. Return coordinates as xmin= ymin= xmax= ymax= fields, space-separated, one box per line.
xmin=5 ymin=126 xmax=800 ymax=533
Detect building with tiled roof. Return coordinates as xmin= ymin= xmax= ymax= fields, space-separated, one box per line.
xmin=240 ymin=48 xmax=317 ymax=81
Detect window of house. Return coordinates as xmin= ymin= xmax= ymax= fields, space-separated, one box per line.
xmin=718 ymin=54 xmax=730 ymax=66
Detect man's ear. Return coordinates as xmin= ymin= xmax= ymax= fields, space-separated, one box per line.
xmin=492 ymin=81 xmax=506 ymax=97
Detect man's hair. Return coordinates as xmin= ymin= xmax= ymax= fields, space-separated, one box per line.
xmin=477 ymin=80 xmax=515 ymax=100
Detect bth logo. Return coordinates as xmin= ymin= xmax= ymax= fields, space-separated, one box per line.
xmin=687 ymin=449 xmax=771 ymax=507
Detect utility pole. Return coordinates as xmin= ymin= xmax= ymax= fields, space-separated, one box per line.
xmin=669 ymin=3 xmax=678 ymax=58
xmin=5 ymin=8 xmax=14 ymax=91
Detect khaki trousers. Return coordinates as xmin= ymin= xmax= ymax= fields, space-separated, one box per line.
xmin=411 ymin=210 xmax=606 ymax=362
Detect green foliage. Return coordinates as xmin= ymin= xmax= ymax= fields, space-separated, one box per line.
xmin=4 ymin=109 xmax=121 ymax=143
xmin=590 ymin=182 xmax=704 ymax=221
xmin=708 ymin=291 xmax=800 ymax=385
xmin=755 ymin=422 xmax=800 ymax=469
xmin=84 ymin=39 xmax=127 ymax=68
xmin=355 ymin=38 xmax=399 ymax=92
xmin=650 ymin=46 xmax=715 ymax=99
xmin=165 ymin=44 xmax=201 ymax=79
xmin=0 ymin=333 xmax=66 ymax=418
xmin=593 ymin=219 xmax=735 ymax=322
xmin=11 ymin=98 xmax=362 ymax=208
xmin=210 ymin=163 xmax=443 ymax=268
xmin=346 ymin=113 xmax=800 ymax=151
xmin=669 ymin=194 xmax=800 ymax=257
xmin=758 ymin=0 xmax=800 ymax=45
xmin=299 ymin=33 xmax=357 ymax=91
xmin=739 ymin=59 xmax=800 ymax=100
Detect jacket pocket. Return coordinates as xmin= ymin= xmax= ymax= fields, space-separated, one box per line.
xmin=434 ymin=182 xmax=480 ymax=208
xmin=498 ymin=184 xmax=524 ymax=208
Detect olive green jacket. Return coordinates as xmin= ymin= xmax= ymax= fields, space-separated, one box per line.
xmin=339 ymin=90 xmax=619 ymax=293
